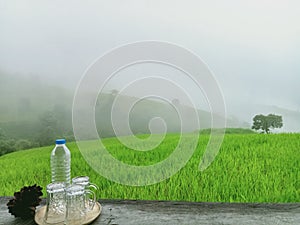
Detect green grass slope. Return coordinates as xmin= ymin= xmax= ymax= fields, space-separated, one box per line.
xmin=0 ymin=133 xmax=299 ymax=203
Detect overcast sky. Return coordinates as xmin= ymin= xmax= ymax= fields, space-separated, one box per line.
xmin=1 ymin=0 xmax=300 ymax=125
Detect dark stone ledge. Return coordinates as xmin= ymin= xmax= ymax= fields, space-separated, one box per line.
xmin=1 ymin=197 xmax=299 ymax=225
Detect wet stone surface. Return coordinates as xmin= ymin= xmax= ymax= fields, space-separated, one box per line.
xmin=1 ymin=197 xmax=299 ymax=225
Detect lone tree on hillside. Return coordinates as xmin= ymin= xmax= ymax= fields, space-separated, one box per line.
xmin=251 ymin=114 xmax=283 ymax=133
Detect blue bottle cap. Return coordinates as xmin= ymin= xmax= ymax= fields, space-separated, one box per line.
xmin=56 ymin=139 xmax=66 ymax=144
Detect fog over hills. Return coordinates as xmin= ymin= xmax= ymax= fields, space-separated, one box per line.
xmin=1 ymin=1 xmax=299 ymax=136
xmin=0 ymin=71 xmax=246 ymax=138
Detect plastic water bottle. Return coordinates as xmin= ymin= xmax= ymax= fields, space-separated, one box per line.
xmin=50 ymin=139 xmax=71 ymax=185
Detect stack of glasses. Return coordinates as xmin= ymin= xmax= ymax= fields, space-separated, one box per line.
xmin=44 ymin=176 xmax=99 ymax=224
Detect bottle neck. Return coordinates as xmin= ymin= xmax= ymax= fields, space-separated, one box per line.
xmin=56 ymin=144 xmax=65 ymax=147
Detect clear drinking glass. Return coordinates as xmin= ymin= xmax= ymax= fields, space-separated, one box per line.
xmin=72 ymin=176 xmax=99 ymax=210
xmin=44 ymin=182 xmax=66 ymax=224
xmin=64 ymin=184 xmax=96 ymax=224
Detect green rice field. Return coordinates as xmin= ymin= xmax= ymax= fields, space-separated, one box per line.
xmin=0 ymin=133 xmax=299 ymax=203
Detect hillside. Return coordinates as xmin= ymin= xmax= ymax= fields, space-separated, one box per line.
xmin=0 ymin=71 xmax=247 ymax=155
